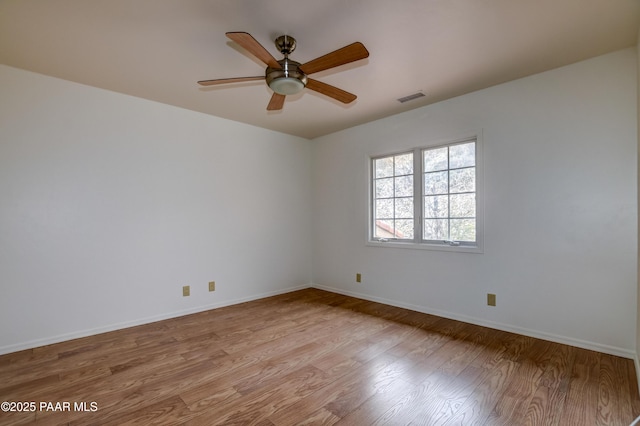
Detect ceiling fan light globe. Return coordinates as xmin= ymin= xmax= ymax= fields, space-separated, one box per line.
xmin=269 ymin=77 xmax=305 ymax=95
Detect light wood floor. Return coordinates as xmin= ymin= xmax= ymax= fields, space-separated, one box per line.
xmin=1 ymin=288 xmax=639 ymax=425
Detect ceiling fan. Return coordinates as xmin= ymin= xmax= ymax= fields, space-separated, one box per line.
xmin=198 ymin=32 xmax=370 ymax=111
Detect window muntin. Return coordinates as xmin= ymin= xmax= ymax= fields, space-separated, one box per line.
xmin=370 ymin=138 xmax=479 ymax=250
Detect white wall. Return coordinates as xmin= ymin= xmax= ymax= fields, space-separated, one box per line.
xmin=312 ymin=48 xmax=638 ymax=357
xmin=0 ymin=65 xmax=312 ymax=354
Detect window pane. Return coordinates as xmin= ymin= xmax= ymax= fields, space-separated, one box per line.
xmin=424 ymin=195 xmax=448 ymax=218
xmin=450 ymin=194 xmax=475 ymax=218
xmin=449 ymin=143 xmax=475 ymax=169
xmin=395 ymin=219 xmax=414 ymax=239
xmin=375 ymin=157 xmax=394 ymax=178
xmin=424 ymin=147 xmax=448 ymax=172
xmin=449 ymin=168 xmax=475 ymax=193
xmin=395 ymin=175 xmax=413 ymax=197
xmin=375 ymin=178 xmax=394 ymax=198
xmin=375 ymin=199 xmax=394 ymax=219
xmin=424 ymin=219 xmax=448 ymax=240
xmin=374 ymin=219 xmax=396 ymax=239
xmin=395 ymin=197 xmax=413 ymax=219
xmin=395 ymin=153 xmax=413 ymax=175
xmin=450 ymin=219 xmax=475 ymax=241
xmin=424 ymin=171 xmax=448 ymax=195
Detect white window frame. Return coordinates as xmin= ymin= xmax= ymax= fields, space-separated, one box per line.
xmin=367 ymin=132 xmax=483 ymax=253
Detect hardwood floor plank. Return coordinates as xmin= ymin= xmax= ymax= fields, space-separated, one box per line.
xmin=627 ymin=360 xmax=640 ymax=417
xmin=34 ymin=357 xmax=217 ymax=424
xmin=396 ymin=372 xmax=466 ymax=424
xmin=0 ymin=411 xmax=36 ymax=426
xmin=363 ymin=381 xmax=434 ymax=425
xmin=310 ymin=351 xmax=362 ymax=378
xmin=0 ymin=288 xmax=637 ymax=426
xmin=598 ymin=353 xmax=635 ymax=426
xmin=350 ymin=322 xmax=422 ymax=364
xmin=522 ymin=343 xmax=576 ymax=426
xmin=402 ymin=331 xmax=502 ymax=424
xmin=484 ymin=340 xmax=555 ymax=425
xmin=232 ymin=341 xmax=325 ymax=395
xmin=334 ymin=377 xmax=417 ymax=425
xmin=437 ymin=326 xmax=493 ymax=377
xmin=94 ymin=395 xmax=193 ymax=426
xmin=557 ymin=348 xmax=600 ymax=425
xmin=441 ymin=358 xmax=519 ymax=425
xmin=185 ymin=365 xmax=331 ymax=425
xmin=267 ymin=352 xmax=400 ymax=424
xmin=0 ymin=373 xmax=61 ymax=401
xmin=385 ymin=324 xmax=450 ymax=361
xmin=294 ymin=407 xmax=340 ymax=425
xmin=427 ymin=365 xmax=494 ymax=426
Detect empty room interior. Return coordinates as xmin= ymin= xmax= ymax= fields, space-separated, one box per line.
xmin=2 ymin=0 xmax=640 ymax=424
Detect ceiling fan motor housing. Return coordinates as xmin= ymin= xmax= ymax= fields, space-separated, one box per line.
xmin=274 ymin=35 xmax=296 ymax=55
xmin=266 ymin=59 xmax=308 ymax=95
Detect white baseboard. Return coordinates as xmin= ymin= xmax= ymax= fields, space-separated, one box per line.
xmin=312 ymin=283 xmax=636 ymax=359
xmin=0 ymin=284 xmax=310 ymax=356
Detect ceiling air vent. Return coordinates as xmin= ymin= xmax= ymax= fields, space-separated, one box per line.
xmin=397 ymin=91 xmax=425 ymax=103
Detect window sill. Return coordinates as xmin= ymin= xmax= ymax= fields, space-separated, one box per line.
xmin=366 ymin=239 xmax=483 ymax=253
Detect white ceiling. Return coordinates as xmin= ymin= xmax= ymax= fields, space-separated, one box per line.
xmin=1 ymin=0 xmax=638 ymax=139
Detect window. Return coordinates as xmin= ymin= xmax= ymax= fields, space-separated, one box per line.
xmin=423 ymin=142 xmax=476 ymax=243
xmin=372 ymin=152 xmax=415 ymax=240
xmin=370 ymin=136 xmax=481 ymax=251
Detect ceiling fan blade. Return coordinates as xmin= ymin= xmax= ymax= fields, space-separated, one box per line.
xmin=226 ymin=32 xmax=282 ymax=69
xmin=306 ymin=79 xmax=357 ymax=104
xmin=299 ymin=42 xmax=369 ymax=75
xmin=197 ymin=76 xmax=264 ymax=86
xmin=267 ymin=93 xmax=286 ymax=110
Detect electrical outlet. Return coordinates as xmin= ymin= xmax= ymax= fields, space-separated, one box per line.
xmin=183 ymin=285 xmax=190 ymax=297
xmin=209 ymin=281 xmax=215 ymax=292
xmin=356 ymin=273 xmax=362 ymax=283
xmin=487 ymin=293 xmax=496 ymax=306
